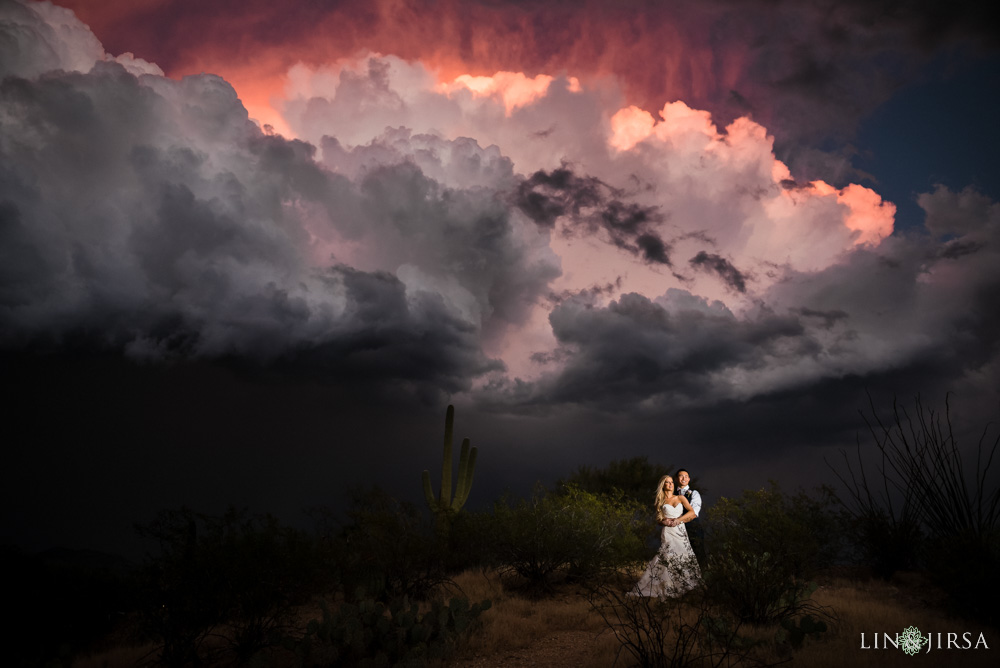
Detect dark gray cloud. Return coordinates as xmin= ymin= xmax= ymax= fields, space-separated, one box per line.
xmin=794 ymin=307 xmax=850 ymax=330
xmin=515 ymin=166 xmax=672 ymax=265
xmin=699 ymin=0 xmax=1000 ymax=181
xmin=487 ymin=291 xmax=811 ymax=408
xmin=689 ymin=251 xmax=749 ymax=293
xmin=480 ymin=182 xmax=1000 ymax=414
xmin=0 ymin=44 xmax=552 ymax=400
xmin=312 ymin=128 xmax=556 ymax=348
xmin=515 ymin=166 xmax=603 ymax=228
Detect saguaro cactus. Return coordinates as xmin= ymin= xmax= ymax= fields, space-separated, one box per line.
xmin=422 ymin=405 xmax=477 ymax=518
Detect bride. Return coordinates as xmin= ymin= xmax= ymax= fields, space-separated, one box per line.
xmin=630 ymin=474 xmax=702 ymax=597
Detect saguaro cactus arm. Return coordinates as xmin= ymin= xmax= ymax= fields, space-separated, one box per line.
xmin=451 ymin=438 xmax=477 ymax=511
xmin=423 ymin=405 xmax=478 ymax=516
xmin=440 ymin=405 xmax=454 ymax=505
xmin=421 ymin=469 xmax=436 ymax=509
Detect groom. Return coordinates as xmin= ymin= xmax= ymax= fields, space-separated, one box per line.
xmin=675 ymin=468 xmax=705 ymax=562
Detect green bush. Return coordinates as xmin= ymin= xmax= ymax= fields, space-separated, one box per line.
xmin=297 ymin=596 xmax=491 ymax=667
xmin=706 ymin=483 xmax=838 ymax=581
xmin=323 ymin=487 xmax=453 ymax=602
xmin=484 ymin=484 xmax=646 ymax=592
xmin=704 ymin=484 xmax=836 ymax=624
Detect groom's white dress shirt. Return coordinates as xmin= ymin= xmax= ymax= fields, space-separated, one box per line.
xmin=678 ymin=486 xmax=701 ymax=517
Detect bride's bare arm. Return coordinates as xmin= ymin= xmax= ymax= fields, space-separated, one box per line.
xmin=675 ymin=496 xmax=697 ymax=524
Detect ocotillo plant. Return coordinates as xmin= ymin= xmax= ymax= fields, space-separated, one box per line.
xmin=422 ymin=405 xmax=477 ymax=521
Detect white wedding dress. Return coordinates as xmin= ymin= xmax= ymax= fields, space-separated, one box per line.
xmin=631 ymin=502 xmax=702 ymax=597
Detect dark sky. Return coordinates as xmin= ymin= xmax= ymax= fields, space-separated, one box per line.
xmin=1 ymin=0 xmax=998 ymax=556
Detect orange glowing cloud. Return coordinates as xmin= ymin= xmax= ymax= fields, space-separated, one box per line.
xmin=609 ymin=106 xmax=655 ymax=151
xmin=811 ymin=181 xmax=896 ymax=247
xmin=610 ymin=101 xmax=723 ymax=152
xmin=442 ymin=72 xmax=561 ymax=115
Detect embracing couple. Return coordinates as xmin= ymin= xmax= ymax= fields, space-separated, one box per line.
xmin=630 ymin=468 xmax=704 ymax=598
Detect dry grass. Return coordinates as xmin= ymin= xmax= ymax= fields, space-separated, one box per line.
xmin=445 ymin=569 xmax=998 ymax=668
xmin=71 ymin=644 xmax=154 ymax=668
xmin=443 ymin=569 xmax=620 ymax=667
xmin=779 ymin=577 xmax=999 ymax=667
xmin=70 ymin=569 xmax=998 ymax=667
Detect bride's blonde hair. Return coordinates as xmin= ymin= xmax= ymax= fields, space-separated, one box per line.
xmin=654 ymin=475 xmax=673 ymax=522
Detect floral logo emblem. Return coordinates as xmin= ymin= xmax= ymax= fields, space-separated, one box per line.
xmin=899 ymin=626 xmax=928 ymax=656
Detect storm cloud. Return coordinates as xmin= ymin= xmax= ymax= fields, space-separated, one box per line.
xmin=515 ymin=166 xmax=672 ymax=265
xmin=0 ymin=1 xmax=998 ymax=562
xmin=0 ymin=4 xmax=566 ymax=401
xmin=689 ymin=251 xmax=749 ymax=293
xmin=3 ymin=0 xmax=997 ymax=415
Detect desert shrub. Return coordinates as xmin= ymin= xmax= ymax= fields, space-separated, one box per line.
xmin=849 ymin=508 xmax=924 ymax=578
xmin=831 ymin=396 xmax=1000 ymax=580
xmin=828 ymin=393 xmax=1000 ymax=620
xmin=705 ymin=484 xmax=836 ymax=624
xmin=558 ymin=456 xmax=676 ymax=510
xmin=440 ymin=506 xmax=494 ymax=572
xmin=484 ymin=484 xmax=646 ymax=592
xmin=930 ymin=528 xmax=1000 ymax=624
xmin=588 ymin=579 xmax=765 ymax=668
xmin=134 ymin=507 xmax=323 ymax=666
xmin=327 ymin=487 xmax=453 ymax=602
xmin=297 ymin=596 xmax=492 ymax=667
xmin=774 ymin=613 xmax=828 ymax=653
xmin=707 ymin=484 xmax=838 ymax=581
xmin=559 ymin=485 xmax=649 ymax=578
xmin=705 ymin=552 xmax=827 ymax=626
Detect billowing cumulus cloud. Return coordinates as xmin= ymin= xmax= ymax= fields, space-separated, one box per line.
xmin=0 ymin=2 xmax=565 ymax=400
xmin=0 ymin=0 xmax=160 ymax=79
xmin=279 ymin=57 xmax=897 ymax=280
xmin=1 ymin=0 xmax=997 ymax=420
xmin=481 ymin=205 xmax=1000 ymax=411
